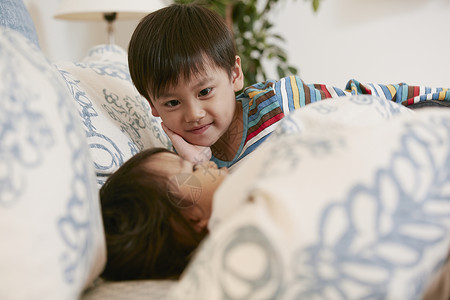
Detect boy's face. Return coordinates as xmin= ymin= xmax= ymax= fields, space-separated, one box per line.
xmin=149 ymin=57 xmax=244 ymax=147
xmin=146 ymin=151 xmax=228 ymax=232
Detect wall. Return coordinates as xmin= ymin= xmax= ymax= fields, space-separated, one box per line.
xmin=26 ymin=0 xmax=450 ymax=88
xmin=24 ymin=0 xmax=142 ymax=62
xmin=270 ymin=0 xmax=450 ymax=87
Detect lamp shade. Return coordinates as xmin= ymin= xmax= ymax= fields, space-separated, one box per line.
xmin=54 ymin=0 xmax=166 ymax=21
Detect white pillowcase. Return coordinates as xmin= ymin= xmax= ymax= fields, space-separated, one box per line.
xmin=0 ymin=28 xmax=105 ymax=299
xmin=55 ymin=45 xmax=172 ymax=185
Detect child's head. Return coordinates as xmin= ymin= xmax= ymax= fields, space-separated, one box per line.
xmin=128 ymin=4 xmax=244 ymax=149
xmin=99 ymin=148 xmax=228 ymax=280
xmin=129 ymin=3 xmax=238 ymax=102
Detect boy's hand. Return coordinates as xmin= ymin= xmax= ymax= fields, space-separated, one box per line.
xmin=161 ymin=122 xmax=212 ymax=164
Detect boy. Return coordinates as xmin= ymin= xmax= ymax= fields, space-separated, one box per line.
xmin=128 ymin=3 xmax=450 ymax=168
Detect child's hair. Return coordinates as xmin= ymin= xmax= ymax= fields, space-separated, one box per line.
xmin=99 ymin=148 xmax=207 ymax=280
xmin=128 ymin=3 xmax=237 ymax=101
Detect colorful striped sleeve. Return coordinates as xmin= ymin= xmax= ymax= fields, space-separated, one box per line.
xmin=243 ymin=80 xmax=285 ymax=145
xmin=275 ymin=76 xmax=350 ymax=113
xmin=345 ymin=79 xmax=450 ymax=106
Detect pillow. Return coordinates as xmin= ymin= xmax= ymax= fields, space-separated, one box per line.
xmin=0 ymin=0 xmax=39 ymax=47
xmin=0 ymin=28 xmax=105 ymax=299
xmin=55 ymin=45 xmax=172 ymax=185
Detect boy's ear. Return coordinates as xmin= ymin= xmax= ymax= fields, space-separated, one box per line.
xmin=149 ymin=102 xmax=160 ymax=117
xmin=232 ymin=56 xmax=244 ymax=92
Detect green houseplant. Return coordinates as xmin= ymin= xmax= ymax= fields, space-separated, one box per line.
xmin=173 ymin=0 xmax=321 ymax=87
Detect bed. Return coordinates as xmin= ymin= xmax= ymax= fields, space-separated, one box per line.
xmin=1 ymin=0 xmax=450 ymax=299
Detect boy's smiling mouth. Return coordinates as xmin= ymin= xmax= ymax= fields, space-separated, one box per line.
xmin=188 ymin=123 xmax=211 ymax=135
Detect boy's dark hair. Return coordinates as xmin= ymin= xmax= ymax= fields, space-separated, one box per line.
xmin=99 ymin=148 xmax=206 ymax=280
xmin=128 ymin=3 xmax=237 ymax=101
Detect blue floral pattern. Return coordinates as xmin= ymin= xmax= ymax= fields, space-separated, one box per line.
xmin=0 ymin=36 xmax=53 ymax=206
xmin=0 ymin=28 xmax=104 ymax=299
xmin=58 ymin=69 xmax=128 ymax=181
xmin=55 ymin=46 xmax=171 ymax=185
xmin=288 ymin=115 xmax=450 ymax=299
xmin=55 ymin=75 xmax=100 ymax=285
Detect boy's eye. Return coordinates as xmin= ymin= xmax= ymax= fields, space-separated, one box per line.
xmin=198 ymin=88 xmax=212 ymax=97
xmin=164 ymin=100 xmax=180 ymax=107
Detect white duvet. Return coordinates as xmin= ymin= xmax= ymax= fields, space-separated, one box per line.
xmin=169 ymin=95 xmax=450 ymax=300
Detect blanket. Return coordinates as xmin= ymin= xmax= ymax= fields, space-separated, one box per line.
xmin=169 ymin=95 xmax=450 ymax=299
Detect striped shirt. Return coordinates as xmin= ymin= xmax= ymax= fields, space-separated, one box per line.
xmin=210 ymin=76 xmax=450 ymax=168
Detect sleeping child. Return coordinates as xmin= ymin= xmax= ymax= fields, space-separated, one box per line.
xmin=99 ymin=147 xmax=228 ymax=280
xmin=127 ymin=3 xmax=450 ymax=169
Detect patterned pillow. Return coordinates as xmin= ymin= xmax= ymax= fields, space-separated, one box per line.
xmin=0 ymin=0 xmax=39 ymax=47
xmin=55 ymin=45 xmax=172 ymax=185
xmin=0 ymin=28 xmax=105 ymax=299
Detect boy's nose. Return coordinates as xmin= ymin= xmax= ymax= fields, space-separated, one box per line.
xmin=184 ymin=101 xmax=206 ymax=123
